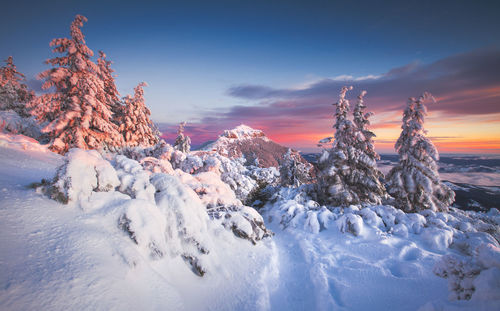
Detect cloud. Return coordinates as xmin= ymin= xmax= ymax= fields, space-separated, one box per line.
xmin=159 ymin=48 xmax=500 ymax=152
xmin=227 ymin=47 xmax=500 ymax=115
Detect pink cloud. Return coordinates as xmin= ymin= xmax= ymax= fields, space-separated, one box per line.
xmin=158 ymin=48 xmax=500 ymax=152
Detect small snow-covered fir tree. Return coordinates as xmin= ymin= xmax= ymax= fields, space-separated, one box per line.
xmin=174 ymin=121 xmax=191 ymax=153
xmin=29 ymin=15 xmax=123 ymax=154
xmin=350 ymin=90 xmax=386 ymax=204
xmin=386 ymin=93 xmax=455 ymax=212
xmin=0 ymin=56 xmax=33 ymax=117
xmin=279 ymin=148 xmax=312 ymax=187
xmin=119 ymin=82 xmax=160 ymax=147
xmin=317 ymin=87 xmax=385 ymax=206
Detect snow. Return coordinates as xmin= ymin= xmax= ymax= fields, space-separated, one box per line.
xmin=0 ymin=110 xmax=42 ymax=139
xmin=1 ymin=134 xmax=499 ymax=310
xmin=221 ymin=124 xmax=269 ymax=141
xmin=0 ymin=132 xmax=48 ymax=152
xmin=0 ymin=137 xmax=278 ymax=310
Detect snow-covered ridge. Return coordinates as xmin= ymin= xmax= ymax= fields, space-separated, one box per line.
xmin=221 ymin=124 xmax=269 ymax=141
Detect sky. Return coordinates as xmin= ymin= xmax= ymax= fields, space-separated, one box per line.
xmin=1 ymin=0 xmax=499 ymax=153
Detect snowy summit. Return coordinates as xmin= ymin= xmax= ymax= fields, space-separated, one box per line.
xmin=221 ymin=124 xmax=269 ymax=141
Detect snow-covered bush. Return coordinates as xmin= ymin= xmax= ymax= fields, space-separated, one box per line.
xmin=0 ymin=110 xmax=43 ymax=140
xmin=40 ymin=148 xmax=274 ymax=275
xmin=209 ymin=205 xmax=273 ymax=245
xmin=434 ymin=242 xmax=500 ymax=301
xmin=149 ymin=173 xmax=213 ymax=275
xmin=113 ymin=155 xmax=156 ymax=202
xmin=44 ymin=148 xmax=120 ymax=203
xmin=386 ymin=93 xmax=455 ymax=212
xmin=118 ymin=139 xmax=173 ymax=161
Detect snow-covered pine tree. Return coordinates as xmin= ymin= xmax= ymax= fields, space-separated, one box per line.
xmin=350 ymin=91 xmax=386 ymax=204
xmin=97 ymin=51 xmax=121 ymax=113
xmin=0 ymin=56 xmax=33 ymax=117
xmin=386 ymin=92 xmax=455 ymax=212
xmin=119 ymin=82 xmax=160 ymax=147
xmin=29 ymin=15 xmax=123 ymax=154
xmin=317 ymin=86 xmax=359 ymax=206
xmin=174 ymin=121 xmax=191 ymax=153
xmin=279 ymin=148 xmax=312 ymax=187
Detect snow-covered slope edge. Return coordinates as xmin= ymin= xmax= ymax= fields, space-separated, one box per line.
xmin=2 ymin=132 xmax=500 ymax=311
xmin=0 ymin=136 xmax=279 ymax=311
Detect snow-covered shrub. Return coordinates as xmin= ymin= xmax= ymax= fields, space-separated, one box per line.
xmin=0 ymin=110 xmax=43 ymax=140
xmin=140 ymin=156 xmax=175 ymax=174
xmin=176 ymin=170 xmax=241 ymax=208
xmin=45 ymin=148 xmax=120 ymax=203
xmin=317 ymin=87 xmax=386 ymax=207
xmin=180 ymin=154 xmax=204 ymax=174
xmin=118 ymin=199 xmax=168 ymax=259
xmin=113 ymin=155 xmax=155 ymax=202
xmin=337 ymin=213 xmax=364 ymax=236
xmin=386 ymin=93 xmax=455 ymax=212
xmin=41 ymin=147 xmax=274 ymax=275
xmin=215 ymin=155 xmax=258 ymax=201
xmin=434 ymin=243 xmax=500 ymax=301
xmin=150 ymin=173 xmax=212 ymax=276
xmin=118 ymin=139 xmax=173 ymax=161
xmin=208 ymin=205 xmax=273 ymax=245
xmin=261 ymin=185 xmax=334 ymax=233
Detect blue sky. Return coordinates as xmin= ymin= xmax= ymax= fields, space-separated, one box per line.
xmin=1 ymin=0 xmax=499 ymax=152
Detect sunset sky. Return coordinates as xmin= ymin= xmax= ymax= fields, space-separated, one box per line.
xmin=1 ymin=0 xmax=499 ymax=153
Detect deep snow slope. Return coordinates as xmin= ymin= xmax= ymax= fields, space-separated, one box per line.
xmin=0 ymin=135 xmax=279 ymax=311
xmin=1 ymin=133 xmax=499 ymax=311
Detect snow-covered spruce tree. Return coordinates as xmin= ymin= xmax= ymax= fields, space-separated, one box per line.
xmin=119 ymin=82 xmax=160 ymax=147
xmin=279 ymin=148 xmax=311 ymax=187
xmin=0 ymin=56 xmax=33 ymax=117
xmin=386 ymin=93 xmax=455 ymax=212
xmin=29 ymin=15 xmax=123 ymax=154
xmin=317 ymin=86 xmax=358 ymax=206
xmin=174 ymin=121 xmax=191 ymax=153
xmin=97 ymin=51 xmax=121 ymax=113
xmin=350 ymin=90 xmax=386 ymax=204
xmin=317 ymin=87 xmax=385 ymax=206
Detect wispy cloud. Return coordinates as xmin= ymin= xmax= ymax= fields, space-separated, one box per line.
xmin=159 ymin=48 xmax=500 ymax=152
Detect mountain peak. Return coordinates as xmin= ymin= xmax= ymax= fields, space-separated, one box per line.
xmin=221 ymin=124 xmax=268 ymax=141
